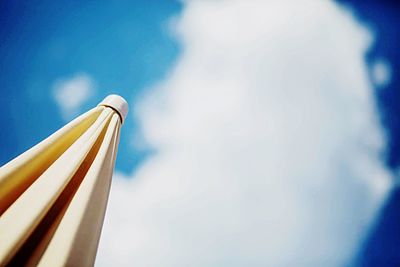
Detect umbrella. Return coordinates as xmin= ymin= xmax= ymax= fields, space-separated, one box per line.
xmin=0 ymin=95 xmax=128 ymax=266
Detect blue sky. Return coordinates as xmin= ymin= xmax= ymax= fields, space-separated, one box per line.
xmin=1 ymin=0 xmax=399 ymax=266
xmin=0 ymin=0 xmax=181 ymax=173
xmin=338 ymin=1 xmax=400 ymax=265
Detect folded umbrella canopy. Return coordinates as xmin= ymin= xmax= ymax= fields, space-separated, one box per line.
xmin=0 ymin=95 xmax=128 ymax=267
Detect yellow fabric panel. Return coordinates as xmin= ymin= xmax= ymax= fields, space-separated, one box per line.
xmin=0 ymin=99 xmax=125 ymax=266
xmin=0 ymin=107 xmax=104 ymax=215
xmin=0 ymin=108 xmax=113 ymax=265
xmin=38 ymin=113 xmax=121 ymax=267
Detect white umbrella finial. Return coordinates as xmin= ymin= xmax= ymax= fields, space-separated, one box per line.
xmin=98 ymin=94 xmax=129 ymax=124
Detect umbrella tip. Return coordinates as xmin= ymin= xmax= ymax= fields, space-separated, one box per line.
xmin=98 ymin=94 xmax=129 ymax=124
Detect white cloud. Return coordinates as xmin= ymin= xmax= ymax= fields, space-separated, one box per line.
xmin=97 ymin=0 xmax=392 ymax=266
xmin=371 ymin=58 xmax=392 ymax=88
xmin=52 ymin=73 xmax=95 ymax=121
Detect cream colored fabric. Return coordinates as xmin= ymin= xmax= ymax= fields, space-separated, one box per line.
xmin=0 ymin=106 xmax=122 ymax=267
xmin=0 ymin=107 xmax=103 ymax=214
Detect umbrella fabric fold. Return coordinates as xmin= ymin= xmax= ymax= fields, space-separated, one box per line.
xmin=0 ymin=95 xmax=127 ymax=267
